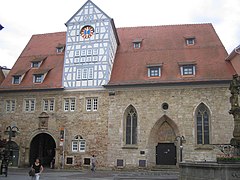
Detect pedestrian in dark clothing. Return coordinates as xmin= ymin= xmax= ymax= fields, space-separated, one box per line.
xmin=31 ymin=158 xmax=43 ymax=180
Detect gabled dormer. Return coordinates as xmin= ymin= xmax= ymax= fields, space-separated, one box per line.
xmin=31 ymin=56 xmax=47 ymax=68
xmin=12 ymin=69 xmax=29 ymax=85
xmin=63 ymin=0 xmax=119 ymax=89
xmin=33 ymin=68 xmax=51 ymax=84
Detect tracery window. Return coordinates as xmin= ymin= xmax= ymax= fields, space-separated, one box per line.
xmin=125 ymin=106 xmax=137 ymax=145
xmin=196 ymin=103 xmax=210 ymax=144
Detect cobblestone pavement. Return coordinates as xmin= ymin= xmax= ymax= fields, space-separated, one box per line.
xmin=0 ymin=168 xmax=179 ymax=180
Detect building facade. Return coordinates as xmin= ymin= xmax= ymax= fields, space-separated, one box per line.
xmin=0 ymin=0 xmax=238 ymax=169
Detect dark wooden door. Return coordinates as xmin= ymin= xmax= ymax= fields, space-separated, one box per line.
xmin=156 ymin=143 xmax=176 ymax=165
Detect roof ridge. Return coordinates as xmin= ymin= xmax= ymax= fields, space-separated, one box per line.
xmin=32 ymin=31 xmax=66 ymax=37
xmin=116 ymin=23 xmax=212 ymax=29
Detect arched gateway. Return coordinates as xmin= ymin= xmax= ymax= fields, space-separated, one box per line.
xmin=148 ymin=115 xmax=180 ymax=167
xmin=29 ymin=133 xmax=56 ymax=167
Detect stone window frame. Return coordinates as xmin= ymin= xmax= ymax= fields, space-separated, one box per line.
xmin=85 ymin=97 xmax=98 ymax=112
xmin=5 ymin=99 xmax=16 ymax=113
xmin=195 ymin=103 xmax=211 ymax=145
xmin=122 ymin=105 xmax=138 ymax=149
xmin=24 ymin=98 xmax=36 ymax=112
xmin=63 ymin=97 xmax=76 ymax=112
xmin=71 ymin=135 xmax=86 ymax=153
xmin=42 ymin=98 xmax=55 ymax=112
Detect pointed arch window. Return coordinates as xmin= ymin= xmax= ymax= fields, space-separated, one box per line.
xmin=196 ymin=103 xmax=210 ymax=144
xmin=125 ymin=106 xmax=137 ymax=145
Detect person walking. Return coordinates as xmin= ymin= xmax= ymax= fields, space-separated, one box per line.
xmin=91 ymin=155 xmax=96 ymax=172
xmin=31 ymin=158 xmax=43 ymax=180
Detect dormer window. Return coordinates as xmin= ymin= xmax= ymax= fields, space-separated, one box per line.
xmin=147 ymin=64 xmax=162 ymax=77
xmin=31 ymin=57 xmax=46 ymax=68
xmin=34 ymin=74 xmax=44 ymax=83
xmin=12 ymin=75 xmax=21 ymax=84
xmin=132 ymin=39 xmax=142 ymax=49
xmin=33 ymin=68 xmax=51 ymax=83
xmin=185 ymin=37 xmax=195 ymax=45
xmin=178 ymin=62 xmax=196 ymax=76
xmin=12 ymin=69 xmax=28 ymax=84
xmin=56 ymin=44 xmax=65 ymax=53
xmin=32 ymin=61 xmax=40 ymax=68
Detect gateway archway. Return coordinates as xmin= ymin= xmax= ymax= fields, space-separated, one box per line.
xmin=29 ymin=133 xmax=56 ymax=167
xmin=148 ymin=115 xmax=180 ymax=167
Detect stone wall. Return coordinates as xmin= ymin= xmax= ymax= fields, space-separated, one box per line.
xmin=0 ymin=83 xmax=234 ymax=169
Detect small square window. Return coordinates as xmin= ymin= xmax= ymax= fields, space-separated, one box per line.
xmin=133 ymin=42 xmax=141 ymax=49
xmin=32 ymin=61 xmax=40 ymax=68
xmin=34 ymin=74 xmax=43 ymax=83
xmin=84 ymin=158 xmax=90 ymax=165
xmin=56 ymin=47 xmax=64 ymax=53
xmin=12 ymin=76 xmax=21 ymax=84
xmin=75 ymin=50 xmax=80 ymax=57
xmin=186 ymin=38 xmax=195 ymax=45
xmin=148 ymin=67 xmax=161 ymax=77
xmin=66 ymin=157 xmax=73 ymax=165
xmin=117 ymin=159 xmax=124 ymax=167
xmin=181 ymin=65 xmax=195 ymax=75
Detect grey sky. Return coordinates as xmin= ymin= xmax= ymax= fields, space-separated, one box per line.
xmin=0 ymin=0 xmax=239 ymax=68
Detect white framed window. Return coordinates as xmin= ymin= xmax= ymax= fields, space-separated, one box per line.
xmin=75 ymin=50 xmax=80 ymax=57
xmin=74 ymin=58 xmax=80 ymax=64
xmin=80 ymin=57 xmax=86 ymax=63
xmin=93 ymin=49 xmax=98 ymax=55
xmin=133 ymin=42 xmax=141 ymax=49
xmin=71 ymin=135 xmax=86 ymax=153
xmin=12 ymin=76 xmax=21 ymax=84
xmin=34 ymin=74 xmax=44 ymax=83
xmin=24 ymin=99 xmax=35 ymax=112
xmin=32 ymin=61 xmax=41 ymax=68
xmin=79 ymin=140 xmax=86 ymax=152
xmin=92 ymin=56 xmax=98 ymax=62
xmin=6 ymin=100 xmax=16 ymax=112
xmin=148 ymin=67 xmax=161 ymax=77
xmin=180 ymin=65 xmax=196 ymax=76
xmin=186 ymin=38 xmax=195 ymax=45
xmin=86 ymin=98 xmax=98 ymax=111
xmin=82 ymin=69 xmax=88 ymax=80
xmin=87 ymin=49 xmax=92 ymax=56
xmin=43 ymin=99 xmax=54 ymax=112
xmin=76 ymin=69 xmax=81 ymax=80
xmin=72 ymin=141 xmax=78 ymax=152
xmin=81 ymin=50 xmax=86 ymax=56
xmin=88 ymin=68 xmax=93 ymax=79
xmin=56 ymin=47 xmax=64 ymax=53
xmin=64 ymin=98 xmax=76 ymax=112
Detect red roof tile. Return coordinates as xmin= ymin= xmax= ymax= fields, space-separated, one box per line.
xmin=0 ymin=32 xmax=65 ymax=91
xmin=108 ymin=24 xmax=235 ymax=85
xmin=0 ymin=24 xmax=236 ymax=91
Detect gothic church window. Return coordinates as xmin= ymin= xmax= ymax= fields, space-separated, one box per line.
xmin=196 ymin=103 xmax=210 ymax=144
xmin=125 ymin=105 xmax=138 ymax=145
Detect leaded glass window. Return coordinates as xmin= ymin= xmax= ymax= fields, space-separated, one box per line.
xmin=196 ymin=103 xmax=210 ymax=144
xmin=126 ymin=106 xmax=137 ymax=145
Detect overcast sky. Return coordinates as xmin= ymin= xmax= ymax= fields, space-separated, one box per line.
xmin=0 ymin=0 xmax=239 ymax=69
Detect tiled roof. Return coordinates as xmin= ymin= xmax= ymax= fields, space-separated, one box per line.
xmin=108 ymin=24 xmax=235 ymax=86
xmin=0 ymin=24 xmax=236 ymax=91
xmin=0 ymin=32 xmax=65 ymax=91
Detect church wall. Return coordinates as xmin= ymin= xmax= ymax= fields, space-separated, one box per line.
xmin=0 ymin=83 xmax=234 ymax=169
xmin=107 ymin=84 xmax=234 ymax=169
